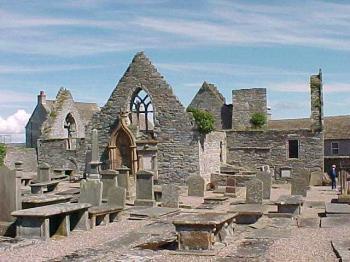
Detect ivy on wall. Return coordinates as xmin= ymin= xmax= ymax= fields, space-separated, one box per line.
xmin=0 ymin=144 xmax=6 ymax=166
xmin=187 ymin=107 xmax=215 ymax=134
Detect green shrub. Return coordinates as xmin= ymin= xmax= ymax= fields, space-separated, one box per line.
xmin=187 ymin=107 xmax=215 ymax=134
xmin=250 ymin=112 xmax=266 ymax=128
xmin=0 ymin=143 xmax=6 ymax=166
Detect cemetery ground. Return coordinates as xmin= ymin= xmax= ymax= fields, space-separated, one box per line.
xmin=0 ymin=181 xmax=348 ymax=262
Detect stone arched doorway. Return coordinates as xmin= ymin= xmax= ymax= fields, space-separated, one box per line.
xmin=108 ymin=112 xmax=138 ymax=175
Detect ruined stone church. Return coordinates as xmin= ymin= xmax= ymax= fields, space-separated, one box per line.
xmin=26 ymin=52 xmax=324 ymax=184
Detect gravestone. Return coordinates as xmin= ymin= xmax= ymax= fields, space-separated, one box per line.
xmin=310 ymin=171 xmax=323 ymax=186
xmin=88 ymin=129 xmax=101 ymax=179
xmin=107 ymin=186 xmax=126 ymax=208
xmin=280 ymin=167 xmax=292 ymax=178
xmin=37 ymin=162 xmax=51 ymax=182
xmin=100 ymin=169 xmax=118 ymax=199
xmin=225 ymin=177 xmax=236 ymax=194
xmin=291 ymin=169 xmax=310 ymax=197
xmin=187 ymin=175 xmax=205 ymax=197
xmin=0 ymin=166 xmax=21 ymax=222
xmin=134 ymin=170 xmax=155 ymax=207
xmin=116 ymin=166 xmax=131 ymax=199
xmin=162 ymin=184 xmax=180 ymax=208
xmin=79 ymin=179 xmax=103 ymax=206
xmin=246 ymin=179 xmax=263 ymax=204
xmin=256 ymin=170 xmax=272 ymax=199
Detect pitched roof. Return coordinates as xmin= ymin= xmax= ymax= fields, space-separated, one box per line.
xmin=268 ymin=115 xmax=350 ymax=140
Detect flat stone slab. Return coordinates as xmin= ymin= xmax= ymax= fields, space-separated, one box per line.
xmin=173 ymin=212 xmax=236 ymax=226
xmin=332 ymin=240 xmax=350 ymax=261
xmin=275 ymin=195 xmax=303 ymax=205
xmin=297 ymin=217 xmax=320 ymax=228
xmin=229 ymin=204 xmax=263 ymax=215
xmin=325 ymin=203 xmax=350 ymax=215
xmin=321 ymin=216 xmax=350 ymax=228
xmin=303 ymin=201 xmax=325 ymax=209
xmin=22 ymin=195 xmax=72 ymax=208
xmin=204 ymin=196 xmax=228 ymax=202
xmin=29 ymin=180 xmax=60 ymax=187
xmin=247 ymin=228 xmax=291 ymax=240
xmin=89 ymin=205 xmax=124 ymax=215
xmin=12 ymin=203 xmax=91 ymax=217
xmin=129 ymin=207 xmax=180 ymax=219
xmin=337 ymin=194 xmax=350 ymax=203
xmin=56 ymin=188 xmax=80 ymax=195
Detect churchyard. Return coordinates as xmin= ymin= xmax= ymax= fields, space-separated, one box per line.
xmin=0 ymin=155 xmax=350 ymax=261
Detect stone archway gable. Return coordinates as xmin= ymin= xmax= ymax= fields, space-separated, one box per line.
xmin=109 ymin=116 xmax=136 ymax=148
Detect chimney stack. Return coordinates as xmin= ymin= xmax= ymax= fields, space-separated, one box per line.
xmin=38 ymin=91 xmax=46 ymax=105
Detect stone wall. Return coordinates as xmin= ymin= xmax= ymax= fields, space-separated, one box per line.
xmin=232 ymin=88 xmax=267 ymax=130
xmin=310 ymin=72 xmax=323 ymax=132
xmin=87 ymin=52 xmax=200 ymax=184
xmin=25 ymin=104 xmax=48 ymax=148
xmin=199 ymin=131 xmax=226 ymax=182
xmin=37 ymin=138 xmax=86 ymax=174
xmin=4 ymin=145 xmax=37 ymax=172
xmin=226 ymin=129 xmax=324 ymax=176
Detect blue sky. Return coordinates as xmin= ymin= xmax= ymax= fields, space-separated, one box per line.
xmin=0 ymin=0 xmax=349 ymax=142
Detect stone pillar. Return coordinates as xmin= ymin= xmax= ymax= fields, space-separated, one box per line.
xmin=38 ymin=162 xmax=51 ymax=182
xmin=88 ymin=129 xmax=101 ymax=180
xmin=310 ymin=70 xmax=323 ymax=132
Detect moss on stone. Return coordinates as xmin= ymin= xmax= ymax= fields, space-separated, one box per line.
xmin=0 ymin=143 xmax=6 ymax=166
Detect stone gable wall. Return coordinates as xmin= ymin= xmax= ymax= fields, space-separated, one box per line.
xmin=226 ymin=129 xmax=324 ymax=175
xmin=87 ymin=53 xmax=200 ymax=184
xmin=232 ymin=88 xmax=267 ymax=130
xmin=25 ymin=104 xmax=48 ymax=148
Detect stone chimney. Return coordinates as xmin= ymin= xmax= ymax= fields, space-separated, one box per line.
xmin=310 ymin=69 xmax=323 ymax=132
xmin=37 ymin=91 xmax=46 ymax=105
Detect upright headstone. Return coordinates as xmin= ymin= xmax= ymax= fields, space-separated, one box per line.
xmin=0 ymin=167 xmax=21 ymax=222
xmin=187 ymin=175 xmax=205 ymax=197
xmin=162 ymin=184 xmax=180 ymax=208
xmin=88 ymin=129 xmax=101 ymax=179
xmin=107 ymin=186 xmax=126 ymax=208
xmin=225 ymin=177 xmax=236 ymax=194
xmin=79 ymin=179 xmax=103 ymax=206
xmin=100 ymin=169 xmax=118 ymax=199
xmin=256 ymin=170 xmax=272 ymax=199
xmin=37 ymin=162 xmax=51 ymax=182
xmin=116 ymin=166 xmax=131 ymax=199
xmin=291 ymin=169 xmax=309 ymax=197
xmin=134 ymin=170 xmax=155 ymax=207
xmin=246 ymin=179 xmax=263 ymax=204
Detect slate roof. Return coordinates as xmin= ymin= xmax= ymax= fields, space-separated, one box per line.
xmin=268 ymin=115 xmax=350 ymax=140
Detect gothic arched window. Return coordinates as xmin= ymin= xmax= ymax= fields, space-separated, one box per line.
xmin=64 ymin=113 xmax=77 ymax=150
xmin=130 ymin=89 xmax=154 ymax=131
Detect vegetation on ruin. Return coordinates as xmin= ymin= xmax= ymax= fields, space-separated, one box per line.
xmin=0 ymin=143 xmax=6 ymax=166
xmin=250 ymin=112 xmax=266 ymax=128
xmin=187 ymin=107 xmax=215 ymax=134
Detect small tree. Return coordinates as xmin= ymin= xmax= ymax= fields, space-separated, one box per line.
xmin=187 ymin=107 xmax=215 ymax=134
xmin=250 ymin=112 xmax=266 ymax=128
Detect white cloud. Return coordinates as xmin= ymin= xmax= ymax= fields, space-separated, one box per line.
xmin=0 ymin=110 xmax=30 ymax=134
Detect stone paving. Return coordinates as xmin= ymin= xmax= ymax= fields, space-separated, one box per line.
xmin=0 ymin=183 xmax=348 ymax=261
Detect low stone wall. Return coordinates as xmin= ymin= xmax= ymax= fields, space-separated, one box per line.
xmin=4 ymin=145 xmax=37 ymax=172
xmin=210 ymin=173 xmax=256 ymax=187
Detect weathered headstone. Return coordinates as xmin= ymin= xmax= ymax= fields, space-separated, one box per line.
xmin=310 ymin=171 xmax=323 ymax=186
xmin=280 ymin=167 xmax=292 ymax=178
xmin=116 ymin=166 xmax=131 ymax=199
xmin=100 ymin=169 xmax=118 ymax=199
xmin=134 ymin=170 xmax=155 ymax=206
xmin=37 ymin=162 xmax=51 ymax=182
xmin=246 ymin=179 xmax=263 ymax=204
xmin=88 ymin=129 xmax=101 ymax=179
xmin=291 ymin=169 xmax=310 ymax=197
xmin=225 ymin=177 xmax=236 ymax=194
xmin=0 ymin=166 xmax=22 ymax=222
xmin=107 ymin=186 xmax=126 ymax=208
xmin=162 ymin=184 xmax=180 ymax=208
xmin=187 ymin=175 xmax=205 ymax=197
xmin=79 ymin=179 xmax=103 ymax=206
xmin=256 ymin=170 xmax=272 ymax=199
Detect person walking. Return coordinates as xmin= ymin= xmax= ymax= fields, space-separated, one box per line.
xmin=329 ymin=164 xmax=337 ymax=190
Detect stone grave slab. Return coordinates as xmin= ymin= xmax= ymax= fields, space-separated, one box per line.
xmin=203 ymin=196 xmax=228 ymax=205
xmin=134 ymin=170 xmax=155 ymax=207
xmin=297 ymin=217 xmax=320 ymax=228
xmin=22 ymin=195 xmax=72 ymax=209
xmin=172 ymin=212 xmax=236 ymax=251
xmin=331 ymin=240 xmax=350 ymax=261
xmin=247 ymin=228 xmax=291 ymax=240
xmin=275 ymin=195 xmax=303 ymax=215
xmin=100 ymin=170 xmax=118 ymax=200
xmin=162 ymin=184 xmax=179 ymax=208
xmin=187 ymin=175 xmax=205 ymax=197
xmin=291 ymin=169 xmax=310 ymax=197
xmin=303 ymin=201 xmax=325 ymax=210
xmin=321 ymin=216 xmax=350 ymax=228
xmin=129 ymin=207 xmax=180 ymax=220
xmin=107 ymin=186 xmax=126 ymax=208
xmin=325 ymin=203 xmax=350 ymax=216
xmin=79 ymin=179 xmax=103 ymax=206
xmin=246 ymin=179 xmax=263 ymax=204
xmin=229 ymin=204 xmax=263 ymax=224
